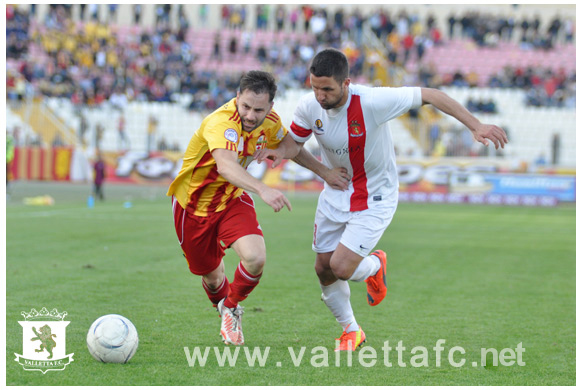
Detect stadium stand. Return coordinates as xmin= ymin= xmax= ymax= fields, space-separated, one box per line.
xmin=5 ymin=4 xmax=576 ymax=168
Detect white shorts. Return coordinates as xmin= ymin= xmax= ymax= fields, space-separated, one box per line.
xmin=312 ymin=193 xmax=397 ymax=257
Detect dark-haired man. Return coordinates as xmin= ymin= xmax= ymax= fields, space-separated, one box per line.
xmin=257 ymin=48 xmax=508 ymax=351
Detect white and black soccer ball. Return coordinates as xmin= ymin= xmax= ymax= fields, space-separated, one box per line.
xmin=87 ymin=314 xmax=139 ymax=363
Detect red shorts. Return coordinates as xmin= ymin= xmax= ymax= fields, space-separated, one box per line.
xmin=171 ymin=193 xmax=263 ymax=275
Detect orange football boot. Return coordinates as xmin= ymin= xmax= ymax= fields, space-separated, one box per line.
xmin=365 ymin=250 xmax=387 ymax=306
xmin=335 ymin=326 xmax=366 ymax=351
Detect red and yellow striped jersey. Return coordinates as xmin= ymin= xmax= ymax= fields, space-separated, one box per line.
xmin=167 ymin=98 xmax=287 ymax=217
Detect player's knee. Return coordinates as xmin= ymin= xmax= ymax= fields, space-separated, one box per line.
xmin=329 ymin=260 xmax=353 ymax=281
xmin=314 ymin=261 xmax=329 ymax=277
xmin=203 ymin=274 xmax=224 ymax=290
xmin=241 ymin=252 xmax=266 ymax=274
xmin=315 ymin=261 xmax=337 ymax=285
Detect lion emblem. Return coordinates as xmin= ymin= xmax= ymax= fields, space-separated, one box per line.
xmin=31 ymin=324 xmax=57 ymax=359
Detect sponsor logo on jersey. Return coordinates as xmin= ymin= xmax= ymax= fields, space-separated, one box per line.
xmin=224 ymin=128 xmax=239 ymax=143
xmin=237 ymin=135 xmax=244 ymax=151
xmin=321 ymin=145 xmax=362 ymax=156
xmin=275 ymin=127 xmax=284 ymax=141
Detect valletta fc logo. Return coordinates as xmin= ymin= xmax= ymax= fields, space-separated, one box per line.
xmin=15 ymin=307 xmax=74 ymax=373
xmin=349 ymin=120 xmax=364 ymax=137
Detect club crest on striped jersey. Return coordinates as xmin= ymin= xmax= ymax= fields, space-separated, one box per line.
xmin=224 ymin=128 xmax=239 ymax=143
xmin=349 ymin=120 xmax=364 ymax=137
xmin=314 ymin=119 xmax=325 ymax=135
xmin=256 ymin=135 xmax=267 ymax=150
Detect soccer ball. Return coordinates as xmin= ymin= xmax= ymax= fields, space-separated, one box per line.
xmin=86 ymin=314 xmax=139 ymax=363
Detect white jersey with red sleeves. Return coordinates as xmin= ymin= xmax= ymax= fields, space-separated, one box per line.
xmin=290 ymin=84 xmax=422 ymax=212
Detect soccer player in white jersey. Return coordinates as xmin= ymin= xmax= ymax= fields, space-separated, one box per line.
xmin=255 ymin=48 xmax=508 ymax=351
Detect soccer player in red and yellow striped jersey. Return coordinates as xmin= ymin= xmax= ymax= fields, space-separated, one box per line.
xmin=168 ymin=71 xmax=300 ymax=345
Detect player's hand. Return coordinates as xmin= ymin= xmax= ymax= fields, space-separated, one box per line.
xmin=473 ymin=124 xmax=509 ymax=150
xmin=322 ymin=167 xmax=351 ymax=191
xmin=254 ymin=148 xmax=284 ymax=168
xmin=259 ymin=187 xmax=292 ymax=212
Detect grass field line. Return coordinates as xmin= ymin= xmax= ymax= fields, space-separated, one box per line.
xmin=6 ymin=208 xmax=88 ymax=218
xmin=7 ymin=208 xmax=170 ymax=222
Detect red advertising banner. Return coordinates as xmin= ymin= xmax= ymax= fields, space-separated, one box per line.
xmin=10 ymin=148 xmax=575 ymax=206
xmin=11 ymin=147 xmax=72 ymax=181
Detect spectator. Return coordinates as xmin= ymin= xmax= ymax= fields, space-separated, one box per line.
xmin=177 ymin=5 xmax=189 ymax=39
xmin=93 ymin=151 xmax=106 ymax=201
xmin=88 ymin=4 xmax=99 ymax=21
xmin=563 ymin=17 xmax=574 ymax=43
xmin=551 ymin=132 xmax=560 ymax=165
xmin=275 ymin=5 xmax=285 ymax=32
xmin=289 ymin=7 xmax=299 ymax=31
xmin=212 ymin=32 xmax=222 ymax=62
xmin=228 ymin=35 xmax=238 ymax=59
xmin=466 ymin=97 xmax=478 ymax=112
xmin=310 ymin=10 xmax=327 ymax=39
xmin=108 ymin=5 xmax=118 ymax=23
xmin=256 ymin=44 xmax=267 ymax=63
xmin=133 ymin=4 xmax=142 ymax=25
xmin=302 ymin=5 xmax=314 ymax=32
xmin=95 ymin=123 xmax=105 ymax=149
xmin=157 ymin=136 xmax=168 ymax=151
xmin=429 ymin=121 xmax=441 ymax=152
xmin=78 ymin=114 xmax=88 ymax=145
xmin=52 ymin=133 xmax=65 ymax=147
xmin=447 ymin=13 xmax=456 ymax=38
xmin=534 ymin=153 xmax=547 ymax=167
xmin=239 ymin=5 xmax=247 ymax=29
xmin=229 ymin=7 xmax=242 ymax=29
xmin=241 ymin=31 xmax=252 ymax=54
xmin=147 ymin=115 xmax=158 ymax=155
xmin=117 ymin=114 xmax=130 ymax=151
xmin=109 ymin=87 xmax=127 ymax=111
xmin=199 ymin=4 xmax=208 ymax=26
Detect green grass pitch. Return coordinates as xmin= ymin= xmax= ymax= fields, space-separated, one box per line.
xmin=5 ymin=182 xmax=575 ymax=385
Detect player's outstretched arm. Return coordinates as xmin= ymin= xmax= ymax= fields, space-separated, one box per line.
xmin=213 ymin=148 xmax=292 ymax=212
xmin=292 ymin=146 xmax=350 ymax=191
xmin=420 ymin=88 xmax=509 ymax=149
xmin=254 ymin=133 xmax=301 ymax=168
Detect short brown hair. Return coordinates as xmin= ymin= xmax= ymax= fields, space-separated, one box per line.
xmin=239 ymin=70 xmax=277 ymax=102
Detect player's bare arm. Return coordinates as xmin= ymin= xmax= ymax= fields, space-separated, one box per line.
xmin=292 ymin=146 xmax=351 ymax=191
xmin=420 ymin=88 xmax=509 ymax=149
xmin=253 ymin=133 xmax=301 ymax=168
xmin=212 ymin=148 xmax=292 ymax=212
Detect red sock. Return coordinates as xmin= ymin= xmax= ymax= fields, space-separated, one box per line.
xmin=224 ymin=263 xmax=262 ymax=308
xmin=202 ymin=277 xmax=230 ymax=306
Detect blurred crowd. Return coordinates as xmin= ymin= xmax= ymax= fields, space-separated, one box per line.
xmin=488 ymin=66 xmax=576 ymax=108
xmin=6 ymin=4 xmax=576 ymax=111
xmin=5 ymin=4 xmax=576 ymax=158
xmin=445 ymin=11 xmax=574 ymax=49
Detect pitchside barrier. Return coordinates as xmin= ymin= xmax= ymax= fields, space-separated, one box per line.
xmin=9 ymin=147 xmax=575 ymax=207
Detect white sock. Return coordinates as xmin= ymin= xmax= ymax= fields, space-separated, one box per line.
xmin=321 ymin=280 xmax=358 ymax=331
xmin=348 ymin=254 xmax=380 ymax=282
xmin=345 ymin=322 xmax=360 ymax=333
